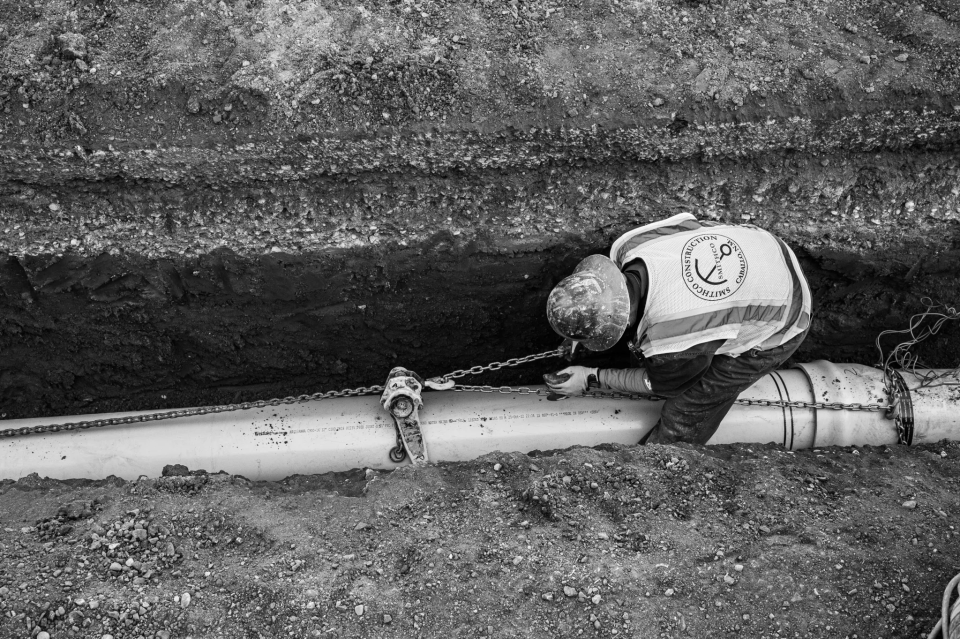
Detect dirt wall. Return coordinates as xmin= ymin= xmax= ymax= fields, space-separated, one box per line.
xmin=2 ymin=0 xmax=960 ymax=419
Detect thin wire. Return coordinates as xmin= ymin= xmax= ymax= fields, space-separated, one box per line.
xmin=875 ymin=298 xmax=960 ymax=391
xmin=926 ymin=572 xmax=960 ymax=639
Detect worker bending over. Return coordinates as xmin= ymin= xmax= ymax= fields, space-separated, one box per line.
xmin=545 ymin=213 xmax=811 ymax=445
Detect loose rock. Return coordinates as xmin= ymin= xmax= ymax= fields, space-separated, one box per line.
xmin=57 ymin=32 xmax=87 ymax=60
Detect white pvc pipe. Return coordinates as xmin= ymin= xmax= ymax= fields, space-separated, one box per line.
xmin=0 ymin=361 xmax=956 ymax=481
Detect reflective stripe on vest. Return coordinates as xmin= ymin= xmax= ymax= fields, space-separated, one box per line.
xmin=612 ymin=219 xmax=810 ymax=357
xmin=609 ymin=212 xmax=721 ymax=267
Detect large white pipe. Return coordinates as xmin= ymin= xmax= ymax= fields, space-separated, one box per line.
xmin=0 ymin=361 xmax=956 ymax=481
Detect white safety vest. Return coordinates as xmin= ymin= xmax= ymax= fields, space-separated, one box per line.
xmin=610 ymin=213 xmax=811 ymax=358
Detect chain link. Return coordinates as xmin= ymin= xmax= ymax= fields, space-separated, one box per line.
xmin=0 ymin=386 xmax=385 ymax=439
xmin=454 ymin=384 xmax=889 ymax=412
xmin=441 ymin=349 xmax=563 ymax=381
xmin=0 ymin=349 xmax=564 ymax=439
xmin=1 ymin=345 xmax=893 ymax=438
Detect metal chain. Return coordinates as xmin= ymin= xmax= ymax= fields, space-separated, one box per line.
xmin=0 ymin=386 xmax=385 ymax=439
xmin=454 ymin=384 xmax=889 ymax=412
xmin=0 ymin=350 xmax=564 ymax=439
xmin=1 ymin=345 xmax=892 ymax=438
xmin=439 ymin=349 xmax=564 ymax=381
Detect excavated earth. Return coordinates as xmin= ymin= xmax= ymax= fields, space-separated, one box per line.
xmin=2 ymin=0 xmax=960 ymax=636
xmin=2 ymin=444 xmax=960 ymax=639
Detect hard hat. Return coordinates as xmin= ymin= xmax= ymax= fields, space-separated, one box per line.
xmin=546 ymin=254 xmax=630 ymax=352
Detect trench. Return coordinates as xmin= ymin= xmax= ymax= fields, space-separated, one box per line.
xmin=3 ymin=145 xmax=960 ymax=421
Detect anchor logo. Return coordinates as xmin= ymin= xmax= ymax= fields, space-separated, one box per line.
xmin=695 ymin=243 xmax=733 ymax=285
xmin=680 ymin=234 xmax=748 ymax=301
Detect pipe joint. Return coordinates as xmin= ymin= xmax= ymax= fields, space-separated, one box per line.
xmin=885 ymin=369 xmax=914 ymax=445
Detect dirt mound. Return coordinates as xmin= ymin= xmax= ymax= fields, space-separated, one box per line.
xmin=0 ymin=441 xmax=958 ymax=638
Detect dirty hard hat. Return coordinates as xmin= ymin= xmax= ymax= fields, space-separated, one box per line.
xmin=546 ymin=254 xmax=630 ymax=352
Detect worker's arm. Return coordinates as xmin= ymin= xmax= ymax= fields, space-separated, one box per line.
xmin=599 ymin=339 xmax=725 ymax=397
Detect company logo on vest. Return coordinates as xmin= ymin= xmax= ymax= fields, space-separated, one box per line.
xmin=680 ymin=234 xmax=748 ymax=301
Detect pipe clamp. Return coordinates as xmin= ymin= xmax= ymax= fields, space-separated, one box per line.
xmin=885 ymin=369 xmax=914 ymax=445
xmin=380 ymin=367 xmax=428 ymax=465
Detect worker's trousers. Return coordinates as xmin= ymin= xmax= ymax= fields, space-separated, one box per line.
xmin=641 ymin=329 xmax=809 ymax=446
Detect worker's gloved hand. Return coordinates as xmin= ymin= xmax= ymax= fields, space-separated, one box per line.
xmin=544 ymin=366 xmax=599 ymax=397
xmin=558 ymin=338 xmax=582 ymax=362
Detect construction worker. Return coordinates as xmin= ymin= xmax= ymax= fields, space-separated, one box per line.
xmin=544 ymin=213 xmax=811 ymax=445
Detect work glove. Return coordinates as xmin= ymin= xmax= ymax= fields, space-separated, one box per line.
xmin=543 ymin=366 xmax=599 ymax=397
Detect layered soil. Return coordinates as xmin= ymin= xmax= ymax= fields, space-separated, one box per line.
xmin=2 ymin=0 xmax=960 ymax=419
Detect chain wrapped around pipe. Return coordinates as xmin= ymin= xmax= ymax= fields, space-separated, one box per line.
xmin=0 ymin=346 xmax=895 ymax=438
xmin=0 ymin=350 xmax=565 ymax=439
xmin=453 ymin=384 xmax=888 ymax=411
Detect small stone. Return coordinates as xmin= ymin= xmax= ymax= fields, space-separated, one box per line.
xmin=564 ymin=586 xmax=577 ymax=597
xmin=845 ymin=24 xmax=858 ymax=33
xmin=57 ymin=32 xmax=87 ymax=60
xmin=355 ymin=522 xmax=370 ymax=531
xmin=758 ymin=525 xmax=771 ymax=533
xmin=180 ymin=592 xmax=191 ymax=608
xmin=902 ymin=500 xmax=917 ymax=509
xmin=186 ymin=95 xmax=201 ymax=114
xmin=597 ymin=532 xmax=608 ymax=540
xmin=89 ymin=600 xmax=100 ymax=610
xmin=541 ymin=592 xmax=554 ymax=601
xmin=49 ymin=203 xmax=61 ymax=212
xmin=665 ymin=589 xmax=675 ymax=597
xmin=242 ymin=60 xmax=250 ymax=67
xmin=652 ymin=97 xmax=665 ymax=107
xmin=904 ymin=200 xmax=916 ymax=212
xmin=724 ymin=575 xmax=736 ymax=585
xmin=895 ymin=53 xmax=909 ymax=62
xmin=75 ymin=59 xmax=89 ymax=72
xmin=383 ymin=613 xmax=392 ymax=624
xmin=213 ymin=113 xmax=222 ymax=123
xmin=355 ymin=604 xmax=364 ymax=616
xmin=493 ymin=463 xmax=502 ymax=472
xmin=734 ymin=564 xmax=744 ymax=572
xmin=305 ymin=589 xmax=319 ymax=598
xmin=591 ymin=594 xmax=602 ymax=605
xmin=512 ymin=555 xmax=523 ymax=565
xmin=109 ymin=562 xmax=123 ymax=571
xmin=37 ymin=632 xmax=50 ymax=639
xmin=859 ymin=55 xmax=871 ymax=64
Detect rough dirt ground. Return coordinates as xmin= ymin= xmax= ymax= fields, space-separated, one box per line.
xmin=2 ymin=443 xmax=959 ymax=639
xmin=3 ymin=2 xmax=960 ymax=638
